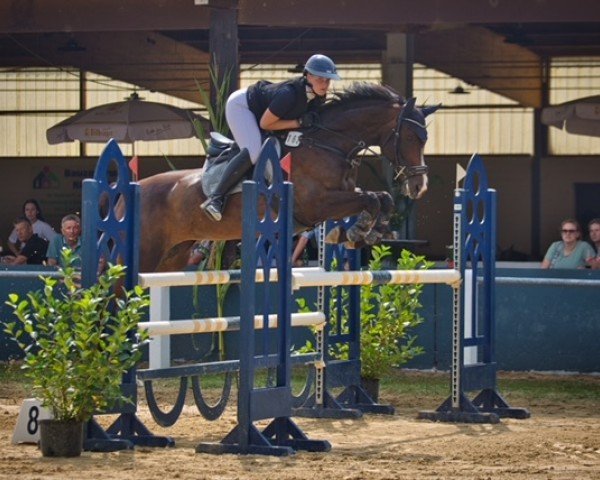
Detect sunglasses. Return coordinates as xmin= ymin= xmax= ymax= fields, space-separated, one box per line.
xmin=561 ymin=229 xmax=577 ymax=233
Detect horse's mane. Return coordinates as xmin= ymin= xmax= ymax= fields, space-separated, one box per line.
xmin=326 ymin=82 xmax=403 ymax=109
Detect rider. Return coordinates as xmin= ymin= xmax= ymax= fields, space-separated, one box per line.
xmin=201 ymin=53 xmax=341 ymax=221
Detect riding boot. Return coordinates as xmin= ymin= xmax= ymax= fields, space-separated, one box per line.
xmin=201 ymin=148 xmax=253 ymax=221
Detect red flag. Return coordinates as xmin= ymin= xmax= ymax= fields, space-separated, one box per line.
xmin=280 ymin=153 xmax=292 ymax=180
xmin=128 ymin=156 xmax=139 ymax=181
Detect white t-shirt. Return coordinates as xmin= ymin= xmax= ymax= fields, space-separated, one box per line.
xmin=9 ymin=219 xmax=57 ymax=244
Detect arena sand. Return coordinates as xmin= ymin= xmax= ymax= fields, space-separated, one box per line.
xmin=1 ymin=372 xmax=599 ymax=480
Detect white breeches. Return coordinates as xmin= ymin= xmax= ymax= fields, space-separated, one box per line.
xmin=225 ymin=88 xmax=263 ymax=164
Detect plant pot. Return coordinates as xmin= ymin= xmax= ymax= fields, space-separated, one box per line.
xmin=39 ymin=419 xmax=84 ymax=457
xmin=360 ymin=376 xmax=380 ymax=403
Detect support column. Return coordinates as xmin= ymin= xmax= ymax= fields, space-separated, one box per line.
xmin=532 ymin=58 xmax=549 ymax=260
xmin=382 ymin=32 xmax=414 ymax=98
xmin=382 ymin=33 xmax=416 ymax=239
xmin=206 ymin=0 xmax=239 ymax=109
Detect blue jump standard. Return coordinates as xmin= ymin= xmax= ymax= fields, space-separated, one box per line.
xmin=195 ymin=139 xmax=330 ymax=455
xmin=417 ymin=154 xmax=529 ymax=424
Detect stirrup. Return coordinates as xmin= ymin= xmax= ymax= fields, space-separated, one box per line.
xmin=201 ymin=198 xmax=223 ymax=221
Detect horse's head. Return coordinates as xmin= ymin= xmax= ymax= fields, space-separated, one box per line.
xmin=312 ymin=83 xmax=439 ymax=200
xmin=380 ymin=97 xmax=440 ymax=200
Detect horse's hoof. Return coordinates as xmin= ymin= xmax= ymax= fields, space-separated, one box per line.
xmin=381 ymin=229 xmax=394 ymax=240
xmin=346 ymin=226 xmax=367 ymax=243
xmin=364 ymin=230 xmax=383 ymax=245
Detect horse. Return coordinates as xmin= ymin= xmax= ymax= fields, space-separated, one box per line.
xmin=136 ymin=83 xmax=438 ymax=272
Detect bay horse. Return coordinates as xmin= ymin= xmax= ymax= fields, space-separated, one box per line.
xmin=137 ymin=83 xmax=438 ymax=272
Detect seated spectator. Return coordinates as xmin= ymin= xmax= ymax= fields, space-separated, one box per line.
xmin=46 ymin=214 xmax=82 ymax=268
xmin=2 ymin=217 xmax=48 ymax=265
xmin=541 ymin=219 xmax=594 ymax=269
xmin=7 ymin=199 xmax=56 ymax=256
xmin=586 ymin=218 xmax=600 ymax=269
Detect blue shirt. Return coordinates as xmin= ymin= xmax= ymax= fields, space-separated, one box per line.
xmin=46 ymin=235 xmax=82 ymax=268
xmin=543 ymin=241 xmax=594 ymax=269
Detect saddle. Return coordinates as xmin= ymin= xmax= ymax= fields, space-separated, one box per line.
xmin=205 ymin=131 xmax=238 ymax=159
xmin=201 ymin=131 xmax=297 ymax=197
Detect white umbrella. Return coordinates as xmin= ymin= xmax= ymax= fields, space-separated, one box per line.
xmin=47 ymin=93 xmax=206 ymax=146
xmin=541 ymin=95 xmax=600 ymax=137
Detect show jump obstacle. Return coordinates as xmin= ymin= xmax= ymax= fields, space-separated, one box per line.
xmin=80 ymin=138 xmax=528 ymax=454
xmin=80 ymin=140 xmax=173 ymax=451
xmin=417 ymin=155 xmax=529 ymax=423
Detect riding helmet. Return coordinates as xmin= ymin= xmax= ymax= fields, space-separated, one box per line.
xmin=304 ymin=54 xmax=341 ymax=80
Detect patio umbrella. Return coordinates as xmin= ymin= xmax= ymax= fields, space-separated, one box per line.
xmin=541 ymin=95 xmax=600 ymax=137
xmin=46 ymin=93 xmax=206 ymax=147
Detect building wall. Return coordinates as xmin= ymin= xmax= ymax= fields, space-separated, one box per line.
xmin=540 ymin=156 xmax=600 ymax=248
xmin=416 ymin=155 xmax=534 ymax=260
xmin=415 ymin=154 xmax=600 ymax=260
xmin=0 ymin=155 xmax=199 ymax=246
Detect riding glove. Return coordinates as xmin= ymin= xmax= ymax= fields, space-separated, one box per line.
xmin=298 ymin=111 xmax=320 ymax=128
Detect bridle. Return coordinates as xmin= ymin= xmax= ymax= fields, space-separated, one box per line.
xmin=301 ymin=103 xmax=428 ymax=182
xmin=380 ymin=106 xmax=429 ymax=182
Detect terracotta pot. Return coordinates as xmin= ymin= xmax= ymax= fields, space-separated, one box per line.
xmin=39 ymin=419 xmax=84 ymax=457
xmin=360 ymin=377 xmax=380 ymax=403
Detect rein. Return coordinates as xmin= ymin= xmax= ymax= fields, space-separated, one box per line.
xmin=300 ymin=126 xmax=371 ymax=168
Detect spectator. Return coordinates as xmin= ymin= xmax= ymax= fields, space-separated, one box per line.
xmin=291 ymin=224 xmax=350 ymax=270
xmin=1 ymin=217 xmax=48 ymax=265
xmin=46 ymin=214 xmax=82 ymax=268
xmin=541 ymin=219 xmax=594 ymax=269
xmin=586 ymin=218 xmax=600 ymax=269
xmin=7 ymin=199 xmax=56 ymax=255
xmin=292 ymin=225 xmax=322 ymax=267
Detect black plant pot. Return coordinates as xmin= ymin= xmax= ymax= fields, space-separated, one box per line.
xmin=39 ymin=419 xmax=84 ymax=457
xmin=360 ymin=377 xmax=380 ymax=403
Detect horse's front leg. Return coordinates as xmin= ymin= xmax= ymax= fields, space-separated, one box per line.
xmin=314 ymin=189 xmax=381 ymax=245
xmin=364 ymin=191 xmax=395 ymax=244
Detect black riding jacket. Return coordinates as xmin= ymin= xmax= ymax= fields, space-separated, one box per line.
xmin=246 ymin=76 xmax=324 ymax=126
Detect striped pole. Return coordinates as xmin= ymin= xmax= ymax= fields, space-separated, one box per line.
xmin=139 ymin=267 xmax=461 ymax=289
xmin=140 ymin=311 xmax=326 ymax=336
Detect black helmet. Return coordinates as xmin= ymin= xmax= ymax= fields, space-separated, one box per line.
xmin=304 ymin=54 xmax=341 ymax=80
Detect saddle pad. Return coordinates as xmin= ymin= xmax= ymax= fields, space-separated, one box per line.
xmin=201 ymin=155 xmax=275 ymax=198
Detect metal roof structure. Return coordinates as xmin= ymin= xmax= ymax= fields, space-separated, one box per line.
xmin=1 ymin=0 xmax=599 ymax=108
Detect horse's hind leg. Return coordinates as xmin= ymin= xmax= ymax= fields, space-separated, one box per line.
xmin=156 ymin=240 xmax=196 ymax=272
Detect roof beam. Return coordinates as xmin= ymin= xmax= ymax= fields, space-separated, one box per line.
xmin=0 ymin=0 xmax=597 ymax=33
xmin=415 ymin=26 xmax=542 ymax=108
xmin=239 ymin=0 xmax=600 ymax=26
xmin=2 ymin=32 xmax=210 ymax=104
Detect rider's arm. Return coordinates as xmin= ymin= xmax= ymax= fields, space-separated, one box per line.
xmin=260 ymin=108 xmax=300 ymax=131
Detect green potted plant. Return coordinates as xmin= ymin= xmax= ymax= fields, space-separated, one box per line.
xmin=357 ymin=245 xmax=430 ymax=401
xmin=299 ymin=245 xmax=430 ymax=402
xmin=2 ymin=250 xmax=149 ymax=457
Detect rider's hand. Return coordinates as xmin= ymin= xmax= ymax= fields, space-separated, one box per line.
xmin=298 ymin=111 xmax=320 ymax=128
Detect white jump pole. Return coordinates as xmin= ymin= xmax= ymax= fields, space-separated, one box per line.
xmin=141 ymin=311 xmax=326 ymax=337
xmin=140 ymin=268 xmax=460 ymax=289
